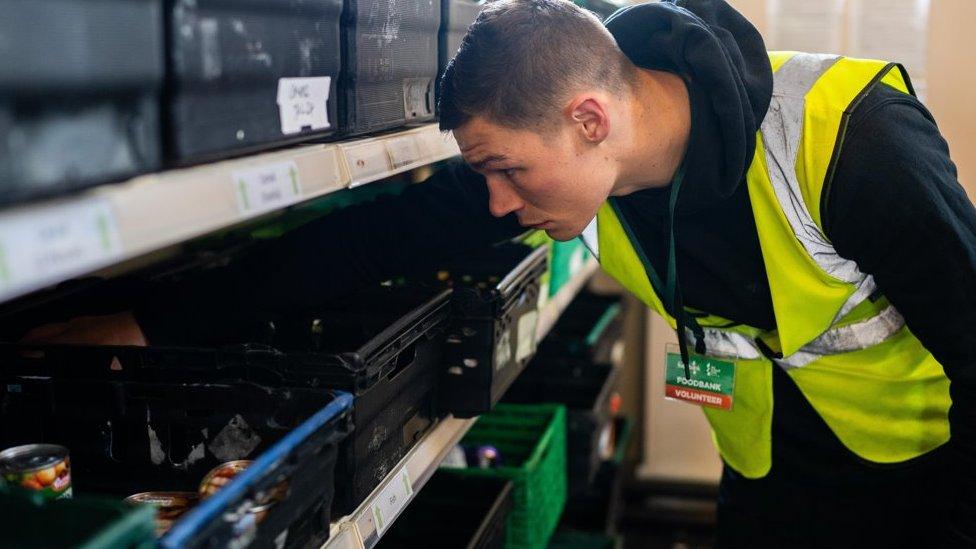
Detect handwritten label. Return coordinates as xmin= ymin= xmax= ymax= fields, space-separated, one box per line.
xmin=569 ymin=245 xmax=586 ymax=275
xmin=516 ymin=310 xmax=540 ymax=362
xmin=386 ymin=136 xmax=422 ymax=169
xmin=277 ymin=77 xmax=331 ymax=135
xmin=0 ymin=198 xmax=122 ymax=300
xmin=494 ymin=328 xmax=513 ymax=372
xmin=342 ymin=142 xmax=390 ymax=186
xmin=370 ymin=467 xmax=413 ymax=537
xmin=232 ymin=161 xmax=302 ymax=215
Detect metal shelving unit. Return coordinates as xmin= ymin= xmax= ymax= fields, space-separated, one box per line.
xmin=322 ymin=258 xmax=601 ymax=549
xmin=0 ymin=102 xmax=606 ymax=546
xmin=0 ymin=124 xmax=458 ymax=305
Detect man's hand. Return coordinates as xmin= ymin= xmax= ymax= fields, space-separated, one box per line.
xmin=21 ymin=311 xmax=148 ymax=347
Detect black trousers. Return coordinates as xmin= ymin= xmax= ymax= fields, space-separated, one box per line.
xmin=715 ymin=460 xmax=952 ymax=548
xmin=715 ymin=366 xmax=954 ymax=548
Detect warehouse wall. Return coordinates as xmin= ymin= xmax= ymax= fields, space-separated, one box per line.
xmin=926 ymin=0 xmax=976 ymax=200
xmin=728 ymin=0 xmax=975 ymax=198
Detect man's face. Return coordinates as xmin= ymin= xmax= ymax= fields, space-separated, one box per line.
xmin=454 ymin=116 xmax=616 ymax=241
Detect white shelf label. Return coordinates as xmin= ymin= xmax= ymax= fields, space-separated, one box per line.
xmin=516 ymin=310 xmax=540 ymax=362
xmin=0 ymin=197 xmax=122 ymax=297
xmin=277 ymin=77 xmax=331 ymax=135
xmin=369 ymin=467 xmax=413 ymax=537
xmin=386 ymin=135 xmax=422 ymax=169
xmin=233 ymin=161 xmax=302 ymax=215
xmin=342 ymin=142 xmax=390 ymax=187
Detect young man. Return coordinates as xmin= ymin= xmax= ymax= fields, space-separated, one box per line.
xmin=26 ymin=0 xmax=975 ymax=544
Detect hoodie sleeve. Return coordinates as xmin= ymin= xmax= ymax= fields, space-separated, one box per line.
xmin=824 ymin=84 xmax=976 ymax=544
xmin=134 ymin=159 xmax=523 ymax=345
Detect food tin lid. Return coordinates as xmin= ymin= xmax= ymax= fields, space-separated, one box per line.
xmin=198 ymin=460 xmax=253 ymax=497
xmin=125 ymin=491 xmax=200 ymax=508
xmin=0 ymin=444 xmax=68 ymax=474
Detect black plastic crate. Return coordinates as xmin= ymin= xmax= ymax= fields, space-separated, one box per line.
xmin=0 ymin=367 xmax=352 ymax=547
xmin=376 ymin=471 xmax=512 ymax=549
xmin=416 ymin=243 xmax=548 ymax=418
xmin=1 ymin=285 xmax=450 ymax=515
xmin=339 ymin=0 xmax=441 ymax=136
xmin=266 ymin=286 xmax=451 ymax=514
xmin=439 ymin=0 xmax=482 ymax=73
xmin=165 ymin=0 xmax=343 ymax=164
xmin=0 ymin=0 xmax=163 ymax=206
xmin=559 ymin=417 xmax=632 ymax=534
xmin=535 ymin=291 xmax=623 ymax=363
xmin=162 ymin=393 xmax=353 ymax=548
xmin=504 ymin=358 xmax=618 ymax=495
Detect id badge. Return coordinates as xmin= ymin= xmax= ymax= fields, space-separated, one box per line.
xmin=664 ymin=343 xmax=735 ymax=411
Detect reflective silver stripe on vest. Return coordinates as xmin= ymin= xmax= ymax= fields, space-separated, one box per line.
xmin=684 ymin=327 xmax=762 ymax=361
xmin=683 ymin=304 xmax=905 ymax=367
xmin=763 ymin=53 xmax=880 ymax=330
xmin=778 ymin=305 xmax=906 ymax=369
xmin=581 ymin=216 xmax=599 ymax=259
xmin=762 ymin=53 xmax=868 ymax=286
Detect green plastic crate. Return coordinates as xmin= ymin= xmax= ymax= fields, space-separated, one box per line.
xmin=549 ymin=239 xmax=590 ymax=297
xmin=0 ymin=485 xmax=156 ymax=548
xmin=456 ymin=403 xmax=568 ymax=549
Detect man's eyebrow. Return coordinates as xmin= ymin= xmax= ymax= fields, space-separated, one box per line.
xmin=468 ymin=154 xmax=510 ymax=171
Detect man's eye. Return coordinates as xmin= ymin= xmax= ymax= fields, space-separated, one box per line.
xmin=503 ymin=168 xmax=517 ymax=179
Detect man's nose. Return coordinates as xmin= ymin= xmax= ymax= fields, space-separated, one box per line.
xmin=486 ymin=177 xmax=524 ymax=218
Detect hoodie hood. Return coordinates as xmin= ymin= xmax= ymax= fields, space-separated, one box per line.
xmin=604 ymin=0 xmax=773 ymax=202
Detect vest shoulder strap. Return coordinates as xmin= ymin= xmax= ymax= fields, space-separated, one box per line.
xmin=778 ymin=53 xmax=915 ymax=232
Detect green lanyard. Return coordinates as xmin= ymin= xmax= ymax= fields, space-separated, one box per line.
xmin=665 ymin=160 xmax=706 ymax=377
xmin=609 ymin=158 xmax=705 ymax=377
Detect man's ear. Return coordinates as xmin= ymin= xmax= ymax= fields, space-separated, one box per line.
xmin=567 ymin=96 xmax=610 ymax=144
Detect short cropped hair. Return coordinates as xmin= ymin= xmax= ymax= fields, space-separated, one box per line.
xmin=438 ymin=0 xmax=634 ymax=132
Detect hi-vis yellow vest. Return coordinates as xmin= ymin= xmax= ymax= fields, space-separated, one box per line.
xmin=581 ymin=52 xmax=952 ymax=478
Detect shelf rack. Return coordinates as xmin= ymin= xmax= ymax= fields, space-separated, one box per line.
xmin=323 ymin=257 xmax=600 ymax=549
xmin=0 ymin=124 xmax=458 ymax=305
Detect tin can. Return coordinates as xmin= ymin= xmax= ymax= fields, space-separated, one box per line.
xmin=198 ymin=460 xmax=253 ymax=498
xmin=125 ymin=491 xmax=200 ymax=537
xmin=0 ymin=444 xmax=72 ymax=500
xmin=199 ymin=460 xmax=286 ymax=522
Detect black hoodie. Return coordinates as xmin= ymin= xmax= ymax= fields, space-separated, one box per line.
xmin=137 ymin=0 xmax=976 ymax=543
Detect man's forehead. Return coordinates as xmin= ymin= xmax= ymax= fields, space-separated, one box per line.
xmin=456 ymin=133 xmax=508 ymax=167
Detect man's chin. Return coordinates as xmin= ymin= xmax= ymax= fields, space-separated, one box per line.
xmin=545 ymin=226 xmax=582 ymax=242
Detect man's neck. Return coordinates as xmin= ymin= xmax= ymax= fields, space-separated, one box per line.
xmin=611 ymin=68 xmax=692 ymax=197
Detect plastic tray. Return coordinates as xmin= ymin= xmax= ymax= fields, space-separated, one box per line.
xmin=0 ymin=485 xmax=156 ymax=549
xmin=0 ymin=0 xmax=162 ymax=205
xmin=504 ymin=359 xmax=618 ymax=495
xmin=548 ymin=239 xmax=591 ymax=298
xmin=453 ymin=404 xmax=567 ymax=549
xmin=165 ymin=0 xmax=343 ymax=163
xmin=559 ymin=417 xmax=632 ymax=534
xmin=376 ymin=471 xmax=513 ymax=549
xmin=1 ymin=286 xmax=450 ymax=518
xmin=535 ymin=291 xmax=623 ymax=362
xmin=339 ymin=0 xmax=441 ymax=136
xmin=0 ymin=372 xmax=353 ymax=548
xmin=439 ymin=0 xmax=483 ymax=72
xmin=162 ymin=393 xmax=354 ymax=548
xmin=428 ymin=243 xmax=549 ymax=418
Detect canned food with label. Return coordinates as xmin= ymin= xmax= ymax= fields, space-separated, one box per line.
xmin=0 ymin=444 xmax=72 ymax=500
